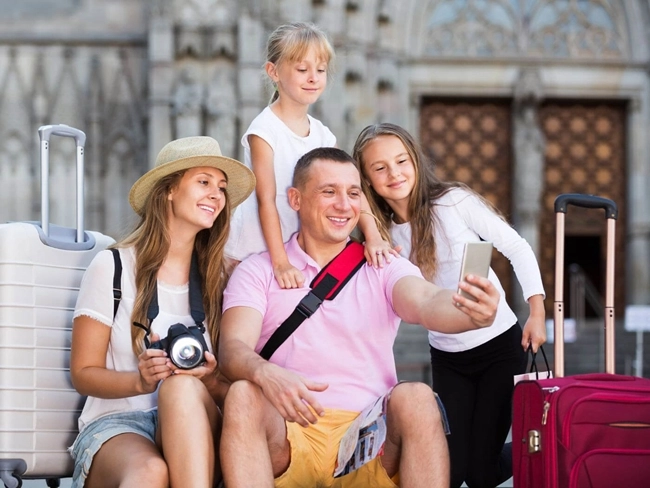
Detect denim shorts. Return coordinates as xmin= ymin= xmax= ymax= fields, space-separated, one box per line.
xmin=69 ymin=410 xmax=158 ymax=488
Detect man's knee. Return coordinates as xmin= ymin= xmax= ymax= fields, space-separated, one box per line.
xmin=223 ymin=379 xmax=266 ymax=421
xmin=389 ymin=382 xmax=441 ymax=421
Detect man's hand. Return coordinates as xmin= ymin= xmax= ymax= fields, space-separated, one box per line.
xmin=452 ymin=274 xmax=499 ymax=328
xmin=256 ymin=362 xmax=328 ymax=427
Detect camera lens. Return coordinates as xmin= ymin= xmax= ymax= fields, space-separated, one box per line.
xmin=169 ymin=336 xmax=204 ymax=369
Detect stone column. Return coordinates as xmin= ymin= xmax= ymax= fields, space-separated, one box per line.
xmin=148 ymin=0 xmax=174 ymax=167
xmin=511 ymin=67 xmax=545 ymax=317
xmin=626 ymin=95 xmax=650 ymax=303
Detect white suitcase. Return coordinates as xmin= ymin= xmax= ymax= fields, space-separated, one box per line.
xmin=0 ymin=125 xmax=114 ymax=488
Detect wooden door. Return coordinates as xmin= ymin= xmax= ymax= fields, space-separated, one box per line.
xmin=538 ymin=101 xmax=626 ymax=317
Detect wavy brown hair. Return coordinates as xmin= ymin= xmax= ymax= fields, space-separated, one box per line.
xmin=353 ymin=123 xmax=504 ymax=281
xmin=118 ymin=170 xmax=230 ymax=356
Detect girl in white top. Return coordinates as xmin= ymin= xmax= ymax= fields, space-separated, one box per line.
xmin=69 ymin=136 xmax=255 ymax=488
xmin=225 ymin=22 xmax=393 ymax=288
xmin=353 ymin=123 xmax=546 ymax=488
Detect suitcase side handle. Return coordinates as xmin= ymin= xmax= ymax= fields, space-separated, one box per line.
xmin=554 ymin=193 xmax=618 ymax=220
xmin=38 ymin=124 xmax=86 ymax=242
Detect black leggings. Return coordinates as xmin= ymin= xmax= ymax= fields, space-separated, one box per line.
xmin=430 ymin=324 xmax=527 ymax=488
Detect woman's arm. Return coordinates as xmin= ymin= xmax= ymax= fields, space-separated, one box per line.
xmin=70 ymin=316 xmax=171 ymax=398
xmin=521 ymin=294 xmax=546 ymax=352
xmin=249 ymin=134 xmax=304 ymax=288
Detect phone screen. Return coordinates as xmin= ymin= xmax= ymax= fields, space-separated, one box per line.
xmin=457 ymin=242 xmax=493 ymax=301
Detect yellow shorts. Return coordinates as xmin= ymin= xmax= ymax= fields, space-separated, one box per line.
xmin=274 ymin=408 xmax=399 ymax=488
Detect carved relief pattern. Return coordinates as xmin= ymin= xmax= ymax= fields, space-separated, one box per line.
xmin=0 ymin=45 xmax=147 ymax=239
xmin=419 ymin=100 xmax=514 ymax=296
xmin=425 ymin=0 xmax=627 ymax=59
xmin=538 ymin=102 xmax=626 ymax=315
xmin=175 ymin=0 xmax=234 ymax=26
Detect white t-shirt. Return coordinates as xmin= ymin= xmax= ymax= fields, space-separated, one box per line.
xmin=391 ymin=188 xmax=546 ymax=352
xmin=225 ymin=106 xmax=336 ymax=260
xmin=73 ymin=247 xmax=211 ymax=431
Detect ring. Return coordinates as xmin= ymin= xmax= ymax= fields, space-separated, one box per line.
xmin=376 ymin=250 xmax=383 ymax=255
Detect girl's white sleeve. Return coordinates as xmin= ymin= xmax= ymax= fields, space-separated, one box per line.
xmin=452 ymin=189 xmax=546 ymax=301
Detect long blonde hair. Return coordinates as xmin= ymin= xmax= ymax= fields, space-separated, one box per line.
xmin=353 ymin=123 xmax=503 ymax=281
xmin=265 ymin=22 xmax=334 ymax=103
xmin=119 ymin=170 xmax=230 ymax=356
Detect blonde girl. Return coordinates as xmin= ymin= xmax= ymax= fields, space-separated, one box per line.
xmin=353 ymin=123 xmax=546 ymax=488
xmin=225 ymin=22 xmax=393 ymax=288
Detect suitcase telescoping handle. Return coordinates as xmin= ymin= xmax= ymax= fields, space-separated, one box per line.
xmin=553 ymin=193 xmax=618 ymax=377
xmin=38 ymin=124 xmax=87 ymax=243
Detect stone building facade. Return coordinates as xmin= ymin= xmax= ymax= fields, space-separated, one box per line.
xmin=1 ymin=0 xmax=650 ymax=373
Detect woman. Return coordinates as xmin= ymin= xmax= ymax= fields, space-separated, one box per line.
xmin=69 ymin=136 xmax=255 ymax=488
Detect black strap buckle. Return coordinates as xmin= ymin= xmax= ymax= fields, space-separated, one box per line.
xmin=296 ymin=291 xmax=323 ymax=318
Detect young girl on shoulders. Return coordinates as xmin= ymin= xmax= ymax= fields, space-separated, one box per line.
xmin=225 ymin=22 xmax=393 ymax=288
xmin=353 ymin=123 xmax=546 ymax=488
xmin=69 ymin=136 xmax=255 ymax=488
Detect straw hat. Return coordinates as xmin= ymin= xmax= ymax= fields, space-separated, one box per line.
xmin=129 ymin=136 xmax=255 ymax=215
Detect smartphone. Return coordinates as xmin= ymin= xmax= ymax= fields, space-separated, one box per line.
xmin=457 ymin=242 xmax=493 ymax=301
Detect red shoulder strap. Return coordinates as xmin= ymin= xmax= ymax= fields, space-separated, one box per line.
xmin=259 ymin=240 xmax=366 ymax=360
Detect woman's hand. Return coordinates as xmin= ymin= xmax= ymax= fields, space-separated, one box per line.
xmin=137 ymin=333 xmax=173 ymax=393
xmin=168 ymin=350 xmax=219 ymax=383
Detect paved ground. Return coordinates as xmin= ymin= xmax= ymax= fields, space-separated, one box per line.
xmin=21 ymin=476 xmax=514 ymax=487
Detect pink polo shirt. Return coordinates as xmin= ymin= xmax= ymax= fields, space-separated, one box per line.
xmin=223 ymin=234 xmax=423 ymax=412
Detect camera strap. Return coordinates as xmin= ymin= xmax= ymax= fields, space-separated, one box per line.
xmin=112 ymin=249 xmax=204 ymax=348
xmin=142 ymin=252 xmax=205 ymax=347
xmin=259 ymin=240 xmax=366 ymax=361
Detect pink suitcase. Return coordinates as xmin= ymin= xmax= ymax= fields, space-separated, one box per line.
xmin=512 ymin=194 xmax=650 ymax=488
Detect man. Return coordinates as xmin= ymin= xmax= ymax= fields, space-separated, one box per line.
xmin=218 ymin=147 xmax=499 ymax=487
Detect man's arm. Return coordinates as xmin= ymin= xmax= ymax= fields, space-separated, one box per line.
xmin=392 ymin=274 xmax=499 ymax=333
xmin=219 ymin=306 xmax=328 ymax=426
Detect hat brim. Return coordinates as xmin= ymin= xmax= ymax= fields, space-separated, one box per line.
xmin=129 ymin=154 xmax=255 ymax=215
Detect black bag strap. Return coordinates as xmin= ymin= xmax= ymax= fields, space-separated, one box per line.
xmin=259 ymin=241 xmax=366 ymax=361
xmin=110 ymin=248 xmax=122 ymax=319
xmin=528 ymin=344 xmax=551 ymax=379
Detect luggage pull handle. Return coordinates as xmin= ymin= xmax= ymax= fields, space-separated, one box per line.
xmin=38 ymin=124 xmax=86 ymax=243
xmin=554 ymin=193 xmax=618 ymax=219
xmin=554 ymin=193 xmax=617 ymax=377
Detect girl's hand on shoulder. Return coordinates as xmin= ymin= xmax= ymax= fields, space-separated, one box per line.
xmin=137 ymin=333 xmax=172 ymax=393
xmin=364 ymin=236 xmax=401 ymax=269
xmin=273 ymin=261 xmax=305 ymax=289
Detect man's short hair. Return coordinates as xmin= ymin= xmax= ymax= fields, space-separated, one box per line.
xmin=292 ymin=147 xmax=357 ymax=189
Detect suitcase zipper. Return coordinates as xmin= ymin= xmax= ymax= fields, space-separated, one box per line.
xmin=541 ymin=386 xmax=559 ymax=426
xmin=541 ymin=386 xmax=560 ymax=488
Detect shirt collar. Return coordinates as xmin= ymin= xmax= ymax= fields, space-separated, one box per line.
xmin=285 ymin=232 xmax=352 ymax=273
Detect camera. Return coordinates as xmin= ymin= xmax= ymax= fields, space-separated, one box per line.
xmin=149 ymin=323 xmax=209 ymax=369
